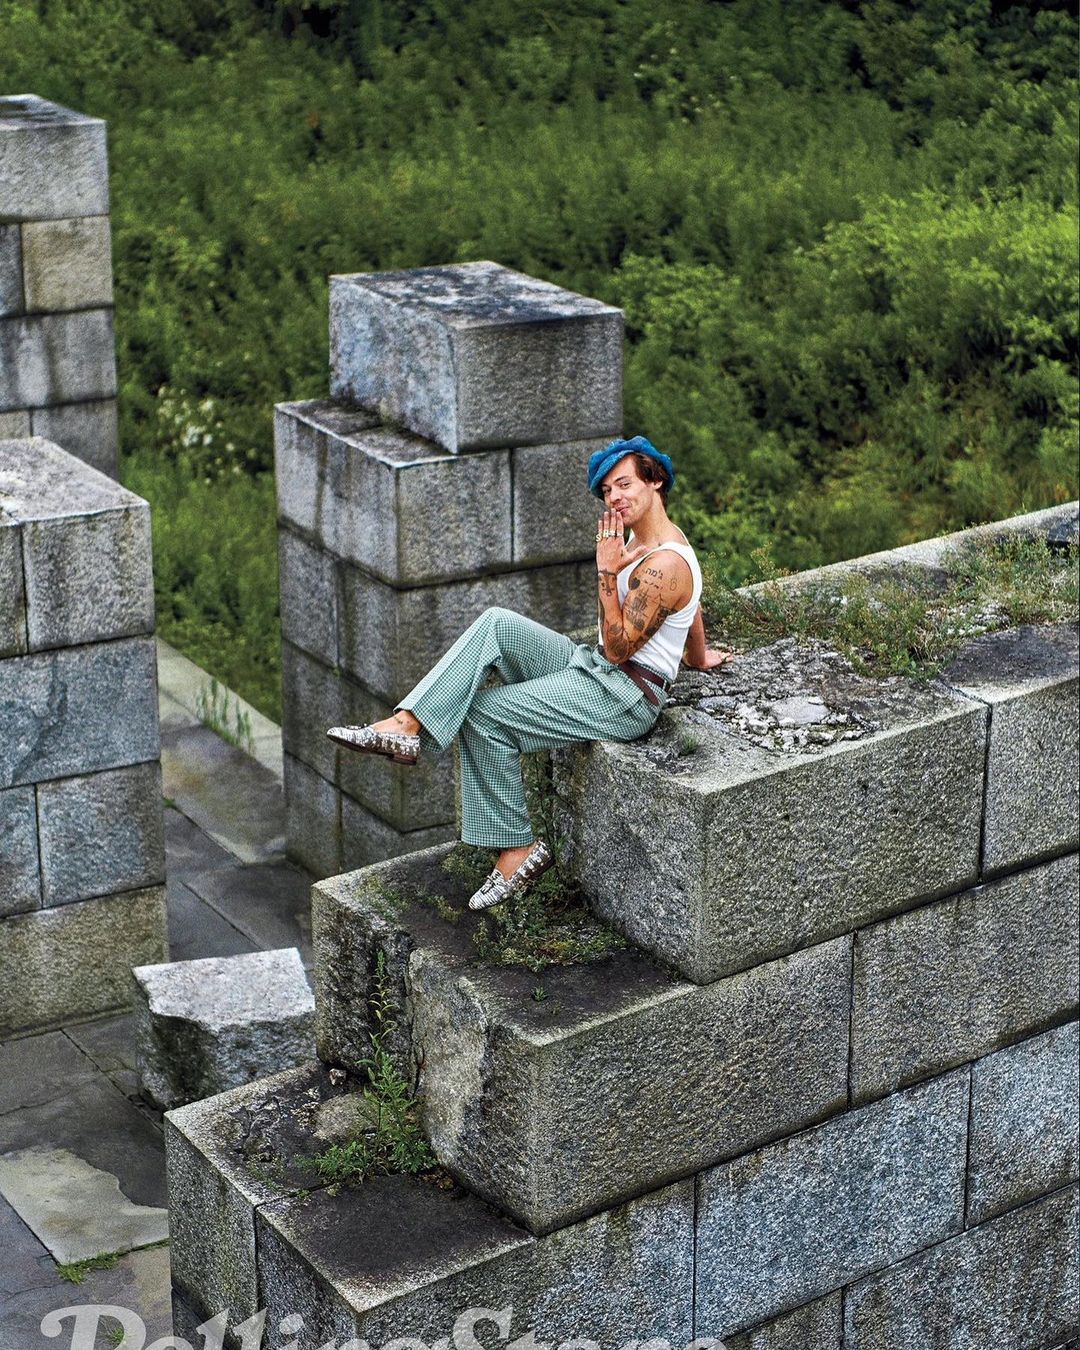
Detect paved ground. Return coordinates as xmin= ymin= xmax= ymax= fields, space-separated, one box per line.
xmin=0 ymin=667 xmax=311 ymax=1350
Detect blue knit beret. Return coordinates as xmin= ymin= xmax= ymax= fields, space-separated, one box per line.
xmin=587 ymin=436 xmax=675 ymax=500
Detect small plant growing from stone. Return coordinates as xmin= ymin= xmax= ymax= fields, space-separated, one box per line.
xmin=308 ymin=951 xmax=435 ymax=1191
xmin=195 ymin=677 xmax=255 ymax=753
xmin=107 ymin=1326 xmax=127 ymax=1348
xmin=56 ymin=1251 xmax=121 ymax=1284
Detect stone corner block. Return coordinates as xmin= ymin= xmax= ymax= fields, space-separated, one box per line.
xmin=30 ymin=399 xmax=119 ymax=479
xmin=0 ymin=513 xmax=27 ymax=657
xmin=20 ymin=216 xmax=113 ymax=313
xmin=329 ymin=261 xmax=623 ymax=453
xmin=133 ymin=947 xmax=315 ymax=1110
xmin=0 ymin=94 xmax=109 ymax=221
xmin=0 ymin=783 xmax=41 ymax=916
xmin=0 ymin=223 xmax=23 ymax=317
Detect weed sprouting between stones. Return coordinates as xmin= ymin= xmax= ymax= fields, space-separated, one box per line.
xmin=195 ymin=677 xmax=255 ymax=753
xmin=56 ymin=1251 xmax=122 ymax=1284
xmin=702 ymin=535 xmax=1078 ymax=680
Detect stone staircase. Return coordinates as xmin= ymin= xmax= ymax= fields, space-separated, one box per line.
xmin=165 ymin=504 xmax=1079 ymax=1348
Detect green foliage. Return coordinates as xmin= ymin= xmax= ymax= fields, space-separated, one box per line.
xmin=1 ymin=0 xmax=1075 ymax=709
xmin=56 ymin=1251 xmax=121 ymax=1284
xmin=195 ymin=678 xmax=255 ymax=752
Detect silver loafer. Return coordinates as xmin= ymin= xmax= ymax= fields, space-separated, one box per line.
xmin=326 ymin=724 xmax=420 ymax=765
xmin=468 ymin=840 xmax=554 ymax=911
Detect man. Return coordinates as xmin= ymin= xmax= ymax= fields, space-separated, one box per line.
xmin=328 ymin=436 xmax=732 ymax=910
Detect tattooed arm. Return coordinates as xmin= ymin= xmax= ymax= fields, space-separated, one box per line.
xmin=597 ymin=550 xmax=693 ymax=664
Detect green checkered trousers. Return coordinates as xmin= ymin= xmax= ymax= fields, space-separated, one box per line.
xmin=396 ymin=607 xmax=663 ymax=849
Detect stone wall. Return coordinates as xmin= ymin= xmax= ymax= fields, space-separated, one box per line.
xmin=0 ymin=95 xmax=119 ymax=478
xmin=276 ymin=262 xmax=622 ymax=876
xmin=0 ymin=437 xmax=166 ymax=1034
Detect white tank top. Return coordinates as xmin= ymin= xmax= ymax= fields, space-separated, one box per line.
xmin=596 ymin=538 xmax=703 ymax=684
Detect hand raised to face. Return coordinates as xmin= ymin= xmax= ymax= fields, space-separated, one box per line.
xmin=595 ymin=508 xmax=650 ymax=574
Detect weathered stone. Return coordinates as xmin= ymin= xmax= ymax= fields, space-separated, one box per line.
xmin=1047 ymin=509 xmax=1079 ymax=553
xmin=133 ymin=948 xmax=315 ymax=1109
xmin=340 ymin=793 xmax=456 ymax=869
xmin=511 ymin=437 xmax=612 ymax=565
xmin=30 ymin=398 xmax=119 ymax=478
xmin=0 ymin=310 xmax=116 ymax=410
xmin=844 ymin=1185 xmax=1079 ymax=1349
xmin=0 ymin=223 xmax=23 ymax=316
xmin=36 ymin=761 xmax=165 ymax=906
xmin=695 ymin=1072 xmax=969 ymax=1337
xmin=0 ymin=408 xmax=31 ymax=437
xmin=281 ymin=641 xmax=454 ymax=830
xmin=0 ymin=637 xmax=160 ymax=788
xmin=275 ymin=400 xmax=513 ymax=583
xmin=276 ymin=526 xmax=339 ymax=669
xmin=0 ymin=885 xmax=167 ymax=1036
xmin=0 ymin=95 xmax=109 ymax=221
xmin=724 ymin=1292 xmax=843 ymax=1350
xmin=851 ymin=853 xmax=1080 ymax=1102
xmin=330 ymin=261 xmax=623 ymax=453
xmin=311 ymin=844 xmax=850 ymax=1235
xmin=0 ymin=514 xmax=27 ymax=657
xmin=165 ymin=1063 xmax=355 ymax=1329
xmin=283 ymin=752 xmax=341 ymax=878
xmin=944 ymin=624 xmax=1079 ymax=874
xmin=558 ymin=662 xmax=986 ymax=983
xmin=338 ymin=559 xmax=596 ymax=702
xmin=0 ymin=783 xmax=40 ymax=916
xmin=256 ymin=1174 xmax=693 ymax=1346
xmin=968 ymin=1022 xmax=1080 ymax=1225
xmin=20 ymin=216 xmax=113 ymax=313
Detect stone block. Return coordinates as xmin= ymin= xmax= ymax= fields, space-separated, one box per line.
xmin=0 ymin=784 xmax=40 ymax=916
xmin=0 ymin=513 xmax=27 ymax=657
xmin=338 ymin=559 xmax=596 ymax=702
xmin=311 ymin=844 xmax=850 ymax=1236
xmin=0 ymin=636 xmax=160 ymax=788
xmin=0 ymin=223 xmax=23 ymax=316
xmin=330 ymin=261 xmax=623 ymax=453
xmin=255 ymin=1174 xmax=693 ymax=1346
xmin=36 ymin=761 xmax=165 ymax=906
xmin=0 ymin=310 xmax=116 ymax=411
xmin=851 ymin=852 xmax=1080 ymax=1103
xmin=30 ymin=398 xmax=119 ymax=478
xmin=511 ymin=437 xmax=610 ymax=565
xmin=165 ymin=1063 xmax=354 ymax=1329
xmin=0 ymin=408 xmax=31 ymax=437
xmin=281 ymin=641 xmax=455 ymax=829
xmin=277 ymin=527 xmax=338 ymax=670
xmin=275 ymin=399 xmax=513 ymax=583
xmin=0 ymin=885 xmax=167 ymax=1036
xmin=341 ymin=793 xmax=456 ymax=869
xmin=724 ymin=1293 xmax=842 ymax=1350
xmin=133 ymin=949 xmax=315 ymax=1109
xmin=695 ymin=1072 xmax=970 ymax=1338
xmin=558 ymin=650 xmax=986 ymax=983
xmin=283 ymin=752 xmax=341 ymax=879
xmin=20 ymin=216 xmax=113 ymax=312
xmin=0 ymin=95 xmax=109 ymax=221
xmin=968 ymin=1022 xmax=1080 ymax=1225
xmin=944 ymin=624 xmax=1079 ymax=874
xmin=843 ymin=1185 xmax=1079 ymax=1350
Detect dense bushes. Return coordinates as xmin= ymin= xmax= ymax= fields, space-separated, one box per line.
xmin=1 ymin=0 xmax=1076 ymax=715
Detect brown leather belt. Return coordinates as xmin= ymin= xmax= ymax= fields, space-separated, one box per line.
xmin=612 ymin=657 xmax=670 ymax=707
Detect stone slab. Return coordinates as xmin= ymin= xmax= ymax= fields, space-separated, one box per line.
xmin=163 ymin=804 xmax=238 ymax=874
xmin=851 ymin=852 xmax=1080 ymax=1103
xmin=281 ymin=640 xmax=455 ymax=830
xmin=37 ymin=760 xmax=165 ymax=906
xmin=338 ymin=557 xmax=596 ymax=702
xmin=180 ymin=861 xmax=314 ymax=965
xmin=256 ymin=1174 xmax=693 ymax=1345
xmin=167 ymin=874 xmax=260 ymax=964
xmin=0 ymin=1145 xmax=168 ymax=1264
xmin=276 ymin=525 xmax=338 ymax=670
xmin=341 ymin=791 xmax=456 ymax=869
xmin=165 ymin=1062 xmax=377 ymax=1328
xmin=0 ymin=782 xmax=40 ymax=915
xmin=843 ymin=1184 xmax=1079 ymax=1349
xmin=312 ymin=844 xmax=851 ymax=1235
xmin=0 ymin=435 xmax=152 ymax=648
xmin=0 ymin=95 xmax=109 ymax=221
xmin=968 ymin=1022 xmax=1080 ymax=1225
xmin=0 ymin=637 xmax=159 ymax=789
xmin=559 ymin=654 xmax=986 ymax=983
xmin=695 ymin=1072 xmax=970 ymax=1337
xmin=0 ymin=885 xmax=167 ymax=1036
xmin=330 ymin=261 xmax=623 ymax=453
xmin=0 ymin=408 xmax=31 ymax=437
xmin=283 ymin=751 xmax=341 ymax=878
xmin=0 ymin=310 xmax=116 ymax=410
xmin=275 ymin=400 xmax=513 ymax=583
xmin=30 ymin=398 xmax=119 ymax=478
xmin=0 ymin=1027 xmax=100 ymax=1116
xmin=725 ymin=1292 xmax=843 ymax=1350
xmin=20 ymin=216 xmax=113 ymax=313
xmin=944 ymin=624 xmax=1079 ymax=874
xmin=65 ymin=1012 xmax=140 ymax=1098
xmin=0 ymin=222 xmax=23 ymax=316
xmin=0 ymin=512 xmax=27 ymax=657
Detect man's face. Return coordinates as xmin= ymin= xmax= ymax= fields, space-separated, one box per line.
xmin=600 ymin=455 xmax=655 ymax=526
